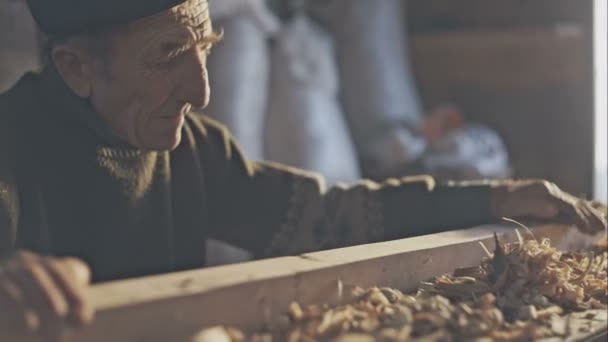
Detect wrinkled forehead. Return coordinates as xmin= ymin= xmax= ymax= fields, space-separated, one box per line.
xmin=127 ymin=0 xmax=212 ymax=40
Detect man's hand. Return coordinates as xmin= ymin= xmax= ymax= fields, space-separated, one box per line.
xmin=0 ymin=251 xmax=92 ymax=341
xmin=491 ymin=180 xmax=607 ymax=235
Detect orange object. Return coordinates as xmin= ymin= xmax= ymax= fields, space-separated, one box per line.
xmin=593 ymin=236 xmax=608 ymax=253
xmin=424 ymin=105 xmax=465 ymax=145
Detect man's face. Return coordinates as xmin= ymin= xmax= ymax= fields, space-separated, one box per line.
xmin=88 ymin=0 xmax=217 ymax=151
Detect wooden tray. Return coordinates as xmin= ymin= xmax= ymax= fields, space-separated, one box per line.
xmin=3 ymin=224 xmax=605 ymax=341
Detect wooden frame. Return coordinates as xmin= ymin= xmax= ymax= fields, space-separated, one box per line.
xmin=3 ymin=224 xmax=605 ymax=341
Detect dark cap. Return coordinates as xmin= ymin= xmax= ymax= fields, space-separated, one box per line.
xmin=27 ymin=0 xmax=188 ymax=37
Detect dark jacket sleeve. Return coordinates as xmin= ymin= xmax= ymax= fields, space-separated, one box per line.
xmin=197 ymin=116 xmax=496 ymax=258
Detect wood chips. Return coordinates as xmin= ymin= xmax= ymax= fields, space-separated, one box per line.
xmin=196 ymin=232 xmax=608 ymax=342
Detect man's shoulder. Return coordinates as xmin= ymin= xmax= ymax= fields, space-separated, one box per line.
xmin=178 ymin=112 xmax=255 ymax=182
xmin=0 ymin=85 xmax=17 ymax=126
xmin=0 ymin=73 xmax=38 ymax=125
xmin=0 ymin=85 xmax=20 ymax=158
xmin=183 ymin=112 xmax=235 ymax=147
xmin=0 ymin=78 xmax=34 ymax=251
xmin=1 ymin=73 xmax=47 ymax=172
xmin=184 ymin=111 xmax=225 ymax=135
xmin=0 ymin=82 xmax=22 ymax=195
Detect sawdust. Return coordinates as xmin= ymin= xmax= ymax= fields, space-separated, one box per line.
xmin=197 ymin=232 xmax=608 ymax=342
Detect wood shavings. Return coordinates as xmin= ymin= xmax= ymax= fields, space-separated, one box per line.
xmin=203 ymin=233 xmax=607 ymax=341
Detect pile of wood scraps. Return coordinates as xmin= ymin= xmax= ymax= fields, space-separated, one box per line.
xmin=199 ymin=230 xmax=607 ymax=341
xmin=4 ymin=224 xmax=600 ymax=342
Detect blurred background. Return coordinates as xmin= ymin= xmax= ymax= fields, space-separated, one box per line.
xmin=1 ymin=0 xmax=606 ymax=263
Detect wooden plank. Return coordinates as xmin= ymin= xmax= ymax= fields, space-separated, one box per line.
xmin=2 ymin=224 xmax=603 ymax=341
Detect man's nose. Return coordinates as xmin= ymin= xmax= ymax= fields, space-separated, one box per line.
xmin=176 ymin=49 xmax=210 ymax=109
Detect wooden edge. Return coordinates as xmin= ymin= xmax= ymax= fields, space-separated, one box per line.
xmin=89 ymin=223 xmax=597 ymax=309
xmin=5 ymin=224 xmax=602 ymax=341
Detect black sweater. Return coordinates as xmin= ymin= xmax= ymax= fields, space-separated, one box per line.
xmin=0 ymin=66 xmax=494 ymax=282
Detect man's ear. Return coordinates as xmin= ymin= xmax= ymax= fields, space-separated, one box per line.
xmin=51 ymin=45 xmax=95 ymax=98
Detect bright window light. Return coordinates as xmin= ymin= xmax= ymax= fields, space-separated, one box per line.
xmin=594 ymin=0 xmax=607 ymax=202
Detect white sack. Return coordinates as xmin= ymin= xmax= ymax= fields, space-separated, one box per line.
xmin=265 ymin=15 xmax=361 ymax=186
xmin=205 ymin=14 xmax=270 ymax=161
xmin=309 ymin=0 xmax=427 ymax=179
xmin=205 ymin=0 xmax=280 ymax=265
xmin=208 ymin=0 xmax=280 ymax=34
xmin=422 ymin=124 xmax=512 ymax=181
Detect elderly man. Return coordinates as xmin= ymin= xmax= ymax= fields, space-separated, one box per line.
xmin=0 ymin=0 xmax=605 ymax=339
